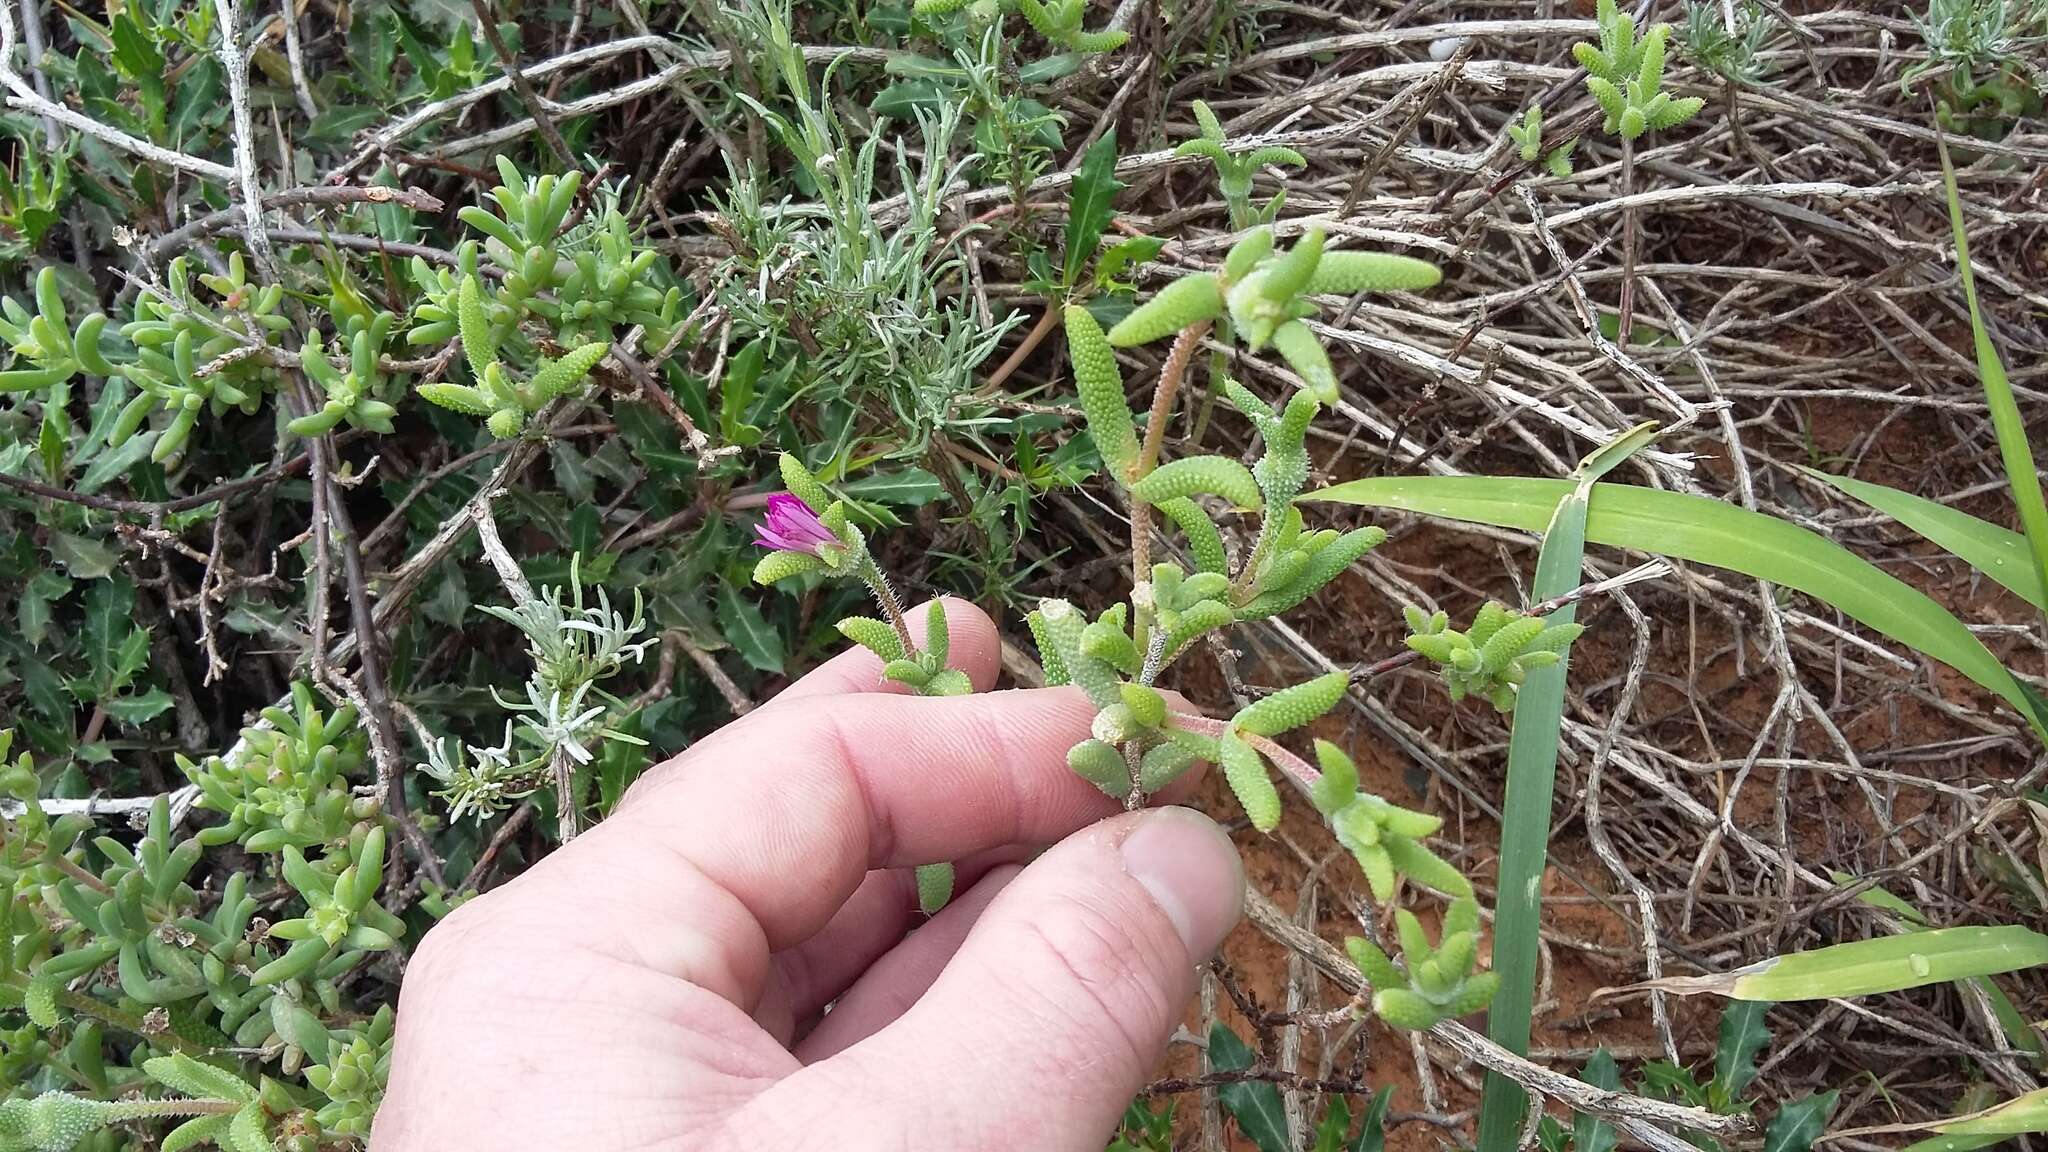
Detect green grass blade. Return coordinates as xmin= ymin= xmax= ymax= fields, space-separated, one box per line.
xmin=1477 ymin=425 xmax=1653 ymax=1151
xmin=1938 ymin=131 xmax=2048 ymax=618
xmin=1835 ymin=871 xmax=2044 ymax=1060
xmin=1640 ymin=925 xmax=2048 ymax=1000
xmin=1473 ymin=494 xmax=1580 ymax=1148
xmin=1305 ymin=476 xmax=2046 ymax=735
xmin=1902 ymin=1135 xmax=2009 ymax=1152
xmin=1803 ymin=469 xmax=2043 ymax=610
xmin=1900 ymin=1131 xmax=2015 ymax=1147
xmin=1941 ymin=1087 xmax=2048 ymax=1137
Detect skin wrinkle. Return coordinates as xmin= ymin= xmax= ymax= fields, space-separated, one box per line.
xmin=794 ymin=864 xmax=1023 ymax=1062
xmin=624 ymin=719 xmax=873 ymax=949
xmin=770 ymin=869 xmax=922 ymax=1021
xmin=521 ymin=817 xmax=774 ymax=1006
xmin=377 ymin=600 xmax=1245 ymax=1152
xmin=613 ymin=841 xmax=768 ymax=1005
xmin=813 ymin=702 xmax=899 ymax=868
xmin=1004 ymin=866 xmax=1175 ymax=1077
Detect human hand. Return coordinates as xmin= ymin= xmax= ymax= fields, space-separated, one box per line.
xmin=373 ymin=599 xmax=1244 ymax=1151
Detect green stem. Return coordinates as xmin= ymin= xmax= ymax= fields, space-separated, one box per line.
xmin=1616 ymin=134 xmax=1637 ymax=346
xmin=860 ymin=556 xmax=917 ymax=657
xmin=102 ymin=1098 xmax=243 ymax=1120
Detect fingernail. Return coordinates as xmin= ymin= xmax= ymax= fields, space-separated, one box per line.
xmin=1119 ymin=807 xmax=1244 ymax=959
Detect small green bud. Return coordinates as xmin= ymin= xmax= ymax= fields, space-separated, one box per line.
xmin=1119 ymin=683 xmax=1167 ymax=728
xmin=1310 ymin=740 xmax=1357 ymax=814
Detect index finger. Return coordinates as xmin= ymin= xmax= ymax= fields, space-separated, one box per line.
xmin=768 ymin=597 xmax=1002 ymax=704
xmin=480 ymin=686 xmax=1131 ymax=1013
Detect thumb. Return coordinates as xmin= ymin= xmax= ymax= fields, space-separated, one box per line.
xmin=839 ymin=807 xmax=1243 ymax=1147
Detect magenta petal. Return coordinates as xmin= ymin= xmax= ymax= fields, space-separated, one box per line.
xmin=752 ymin=491 xmax=836 ymax=556
xmin=764 ymin=492 xmax=812 ymax=519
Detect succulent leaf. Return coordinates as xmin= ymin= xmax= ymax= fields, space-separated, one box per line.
xmin=1106 ymin=273 xmax=1226 ymax=348
xmin=1232 ymin=671 xmax=1348 ymax=737
xmin=1218 ymin=730 xmax=1281 ymax=832
xmin=1064 ymin=305 xmax=1139 ymax=473
xmin=1128 ymin=455 xmax=1262 ymax=509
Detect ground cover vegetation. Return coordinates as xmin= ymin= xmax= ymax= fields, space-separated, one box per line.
xmin=0 ymin=0 xmax=2045 ymax=1148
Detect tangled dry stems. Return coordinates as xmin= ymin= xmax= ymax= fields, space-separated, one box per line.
xmin=5 ymin=0 xmax=2044 ymax=1146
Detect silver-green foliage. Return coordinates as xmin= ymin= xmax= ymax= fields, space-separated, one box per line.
xmin=1681 ymin=1 xmax=1777 ymax=85
xmin=719 ymin=22 xmax=1015 ymax=452
xmin=422 ymin=556 xmax=656 ymax=822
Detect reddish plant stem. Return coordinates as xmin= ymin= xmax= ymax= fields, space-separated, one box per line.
xmin=981 ymin=305 xmax=1062 ymax=393
xmin=1130 ymin=321 xmax=1213 ymax=617
xmin=1167 ymin=712 xmax=1320 ymax=791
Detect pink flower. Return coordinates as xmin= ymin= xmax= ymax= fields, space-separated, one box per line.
xmin=753 ymin=493 xmax=839 ymax=555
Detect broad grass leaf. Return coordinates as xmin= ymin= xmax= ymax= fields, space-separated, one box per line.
xmin=1635 ymin=925 xmax=2048 ymax=1000
xmin=1306 ymin=476 xmax=2045 ymax=733
xmin=1804 ymin=468 xmax=2041 ymax=609
xmin=1939 ymin=133 xmax=2048 ymax=617
xmin=1939 ymin=1085 xmax=2048 ymax=1137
